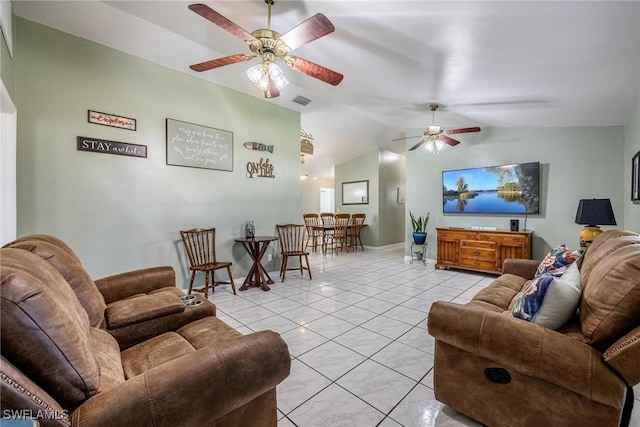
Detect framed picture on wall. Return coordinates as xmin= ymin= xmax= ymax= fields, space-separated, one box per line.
xmin=342 ymin=180 xmax=369 ymax=205
xmin=632 ymin=150 xmax=640 ymax=203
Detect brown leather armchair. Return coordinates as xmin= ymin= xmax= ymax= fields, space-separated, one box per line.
xmin=428 ymin=230 xmax=640 ymax=427
xmin=1 ymin=240 xmax=291 ymax=426
xmin=4 ymin=234 xmax=214 ymax=349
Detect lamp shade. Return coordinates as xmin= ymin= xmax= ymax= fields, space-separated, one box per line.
xmin=575 ymin=198 xmax=617 ymax=226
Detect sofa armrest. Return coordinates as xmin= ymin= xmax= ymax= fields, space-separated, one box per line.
xmin=502 ymin=258 xmax=539 ymax=279
xmin=71 ymin=330 xmax=290 ymax=427
xmin=95 ymin=266 xmax=177 ymax=303
xmin=428 ymin=301 xmax=625 ymax=409
xmin=604 ymin=324 xmax=640 ymax=386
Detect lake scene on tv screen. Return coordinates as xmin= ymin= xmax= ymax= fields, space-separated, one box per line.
xmin=442 ymin=162 xmax=540 ymax=214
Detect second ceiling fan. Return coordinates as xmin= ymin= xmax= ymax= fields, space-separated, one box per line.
xmin=188 ymin=1 xmax=343 ymax=98
xmin=395 ymin=104 xmax=481 ymax=152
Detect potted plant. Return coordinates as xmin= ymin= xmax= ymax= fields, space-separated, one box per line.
xmin=410 ymin=211 xmax=429 ymax=245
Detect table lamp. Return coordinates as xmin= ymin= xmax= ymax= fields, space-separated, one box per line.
xmin=574 ymin=198 xmax=617 ymax=251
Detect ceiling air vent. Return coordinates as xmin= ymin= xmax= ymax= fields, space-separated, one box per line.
xmin=292 ymin=96 xmax=312 ymax=106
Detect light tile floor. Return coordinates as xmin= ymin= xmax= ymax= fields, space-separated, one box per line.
xmin=208 ymin=244 xmax=640 ymax=427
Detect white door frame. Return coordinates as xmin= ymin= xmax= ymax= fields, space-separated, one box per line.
xmin=1 ymin=77 xmax=17 ymax=244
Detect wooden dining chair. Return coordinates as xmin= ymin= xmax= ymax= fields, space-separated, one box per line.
xmin=325 ymin=213 xmax=350 ymax=254
xmin=320 ymin=212 xmax=335 ymax=225
xmin=349 ymin=213 xmax=366 ymax=251
xmin=276 ymin=224 xmax=312 ymax=281
xmin=302 ymin=213 xmax=321 ymax=252
xmin=180 ymin=227 xmax=236 ymax=298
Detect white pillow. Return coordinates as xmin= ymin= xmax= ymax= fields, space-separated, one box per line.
xmin=532 ymin=261 xmax=582 ymax=329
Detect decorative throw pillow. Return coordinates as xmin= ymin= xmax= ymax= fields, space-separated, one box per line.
xmin=512 ymin=262 xmax=582 ymax=329
xmin=535 ymin=244 xmax=583 ymax=277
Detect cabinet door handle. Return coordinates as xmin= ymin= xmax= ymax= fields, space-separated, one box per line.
xmin=473 ymin=250 xmax=481 ymax=256
xmin=466 ymin=234 xmax=473 ymax=239
xmin=481 ymin=235 xmax=490 ymax=240
xmin=513 ymin=237 xmax=520 ymax=242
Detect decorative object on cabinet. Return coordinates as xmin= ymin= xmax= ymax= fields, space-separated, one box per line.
xmin=575 ymin=198 xmax=617 ymax=251
xmin=342 ymin=180 xmax=369 ymax=205
xmin=410 ymin=211 xmax=430 ymax=244
xmin=166 ymin=118 xmax=233 ymax=171
xmin=632 ymin=150 xmax=640 ymax=203
xmin=435 ymin=227 xmax=532 ymax=274
xmin=88 ymin=110 xmax=136 ymax=131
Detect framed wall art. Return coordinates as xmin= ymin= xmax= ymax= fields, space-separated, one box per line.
xmin=342 ymin=180 xmax=369 ymax=205
xmin=632 ymin=150 xmax=640 ymax=203
xmin=166 ymin=118 xmax=233 ymax=172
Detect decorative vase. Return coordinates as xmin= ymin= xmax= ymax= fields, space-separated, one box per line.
xmin=245 ymin=221 xmax=255 ymax=238
xmin=412 ymin=232 xmax=427 ymax=245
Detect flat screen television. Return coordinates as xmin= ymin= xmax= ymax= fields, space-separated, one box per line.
xmin=442 ymin=162 xmax=540 ymax=214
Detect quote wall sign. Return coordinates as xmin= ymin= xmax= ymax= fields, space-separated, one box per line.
xmin=76 ymin=136 xmax=147 ymax=158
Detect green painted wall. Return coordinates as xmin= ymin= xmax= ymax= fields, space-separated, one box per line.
xmin=335 ymin=149 xmax=406 ymax=246
xmin=624 ymin=97 xmax=640 ymax=233
xmin=15 ymin=18 xmax=301 ymax=284
xmin=405 ymin=126 xmax=626 ymax=261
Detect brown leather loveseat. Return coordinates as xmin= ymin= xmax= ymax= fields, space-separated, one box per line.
xmin=428 ymin=229 xmax=640 ymax=427
xmin=1 ymin=234 xmax=291 ymax=426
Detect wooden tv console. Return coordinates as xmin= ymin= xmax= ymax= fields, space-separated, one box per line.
xmin=435 ymin=227 xmax=533 ymax=274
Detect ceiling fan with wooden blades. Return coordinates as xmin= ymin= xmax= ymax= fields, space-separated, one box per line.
xmin=394 ymin=104 xmax=481 ymax=153
xmin=188 ymin=1 xmax=343 ymax=98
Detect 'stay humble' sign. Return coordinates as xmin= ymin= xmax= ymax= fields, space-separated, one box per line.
xmin=76 ymin=136 xmax=147 ymax=158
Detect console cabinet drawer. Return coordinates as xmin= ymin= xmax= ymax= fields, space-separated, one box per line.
xmin=435 ymin=228 xmax=532 ymax=274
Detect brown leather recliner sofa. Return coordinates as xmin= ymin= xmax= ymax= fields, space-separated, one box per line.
xmin=1 ymin=234 xmax=291 ymax=426
xmin=428 ymin=229 xmax=640 ymax=427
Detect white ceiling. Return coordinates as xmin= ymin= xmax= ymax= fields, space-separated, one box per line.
xmin=12 ymin=1 xmax=640 ymax=177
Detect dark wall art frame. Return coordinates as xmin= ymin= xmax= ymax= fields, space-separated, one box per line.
xmin=632 ymin=150 xmax=640 ymax=203
xmin=342 ymin=180 xmax=369 ymax=205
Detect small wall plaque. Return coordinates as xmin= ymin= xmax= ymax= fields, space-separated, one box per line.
xmin=88 ymin=110 xmax=136 ymax=131
xmin=76 ymin=136 xmax=147 ymax=158
xmin=246 ymin=158 xmax=275 ymax=178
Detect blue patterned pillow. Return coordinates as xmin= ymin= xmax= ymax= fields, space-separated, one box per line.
xmin=512 ymin=274 xmax=555 ymax=322
xmin=535 ymin=244 xmax=583 ymax=278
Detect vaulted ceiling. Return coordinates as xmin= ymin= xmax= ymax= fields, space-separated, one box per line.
xmin=13 ymin=1 xmax=640 ymax=177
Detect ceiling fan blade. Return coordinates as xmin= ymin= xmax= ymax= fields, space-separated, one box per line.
xmin=441 ymin=135 xmax=461 ymax=146
xmin=188 ymin=4 xmax=257 ymax=43
xmin=446 ymin=126 xmax=481 ymax=135
xmin=408 ymin=139 xmax=427 ymax=151
xmin=279 ymin=13 xmax=335 ymax=51
xmin=288 ymin=56 xmax=343 ymax=86
xmin=189 ymin=54 xmax=253 ymax=72
xmin=264 ymin=76 xmax=280 ymax=99
xmin=392 ymin=135 xmax=421 ymax=142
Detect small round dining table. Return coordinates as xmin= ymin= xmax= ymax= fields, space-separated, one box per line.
xmin=234 ymin=236 xmax=277 ymax=291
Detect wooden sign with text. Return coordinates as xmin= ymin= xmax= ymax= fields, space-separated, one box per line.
xmin=76 ymin=136 xmax=147 ymax=158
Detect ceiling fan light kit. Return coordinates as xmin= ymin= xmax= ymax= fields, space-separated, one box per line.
xmin=188 ymin=1 xmax=343 ymax=98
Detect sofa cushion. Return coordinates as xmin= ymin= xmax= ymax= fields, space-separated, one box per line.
xmin=511 ymin=262 xmax=582 ymax=329
xmin=0 ymin=248 xmax=100 ymax=408
xmin=5 ymin=239 xmax=108 ymax=329
xmin=105 ymin=292 xmax=185 ymax=329
xmin=579 ymin=231 xmax=640 ymax=349
xmin=90 ymin=328 xmax=125 ymax=393
xmin=120 ymin=332 xmax=195 ymax=378
xmin=535 ymin=244 xmax=583 ymax=277
xmin=469 ymin=273 xmax=528 ymax=311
